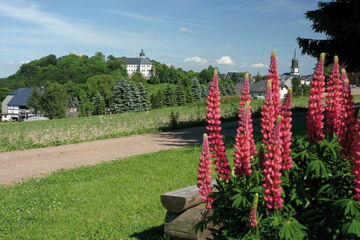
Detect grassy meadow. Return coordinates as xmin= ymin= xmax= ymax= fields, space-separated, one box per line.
xmin=0 ymin=123 xmax=307 ymax=240
xmin=1 ymin=94 xmax=359 ymax=152
xmin=0 ymin=95 xmax=315 ymax=152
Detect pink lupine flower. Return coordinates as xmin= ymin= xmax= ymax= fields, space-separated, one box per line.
xmin=206 ymin=69 xmax=231 ymax=181
xmin=261 ymin=80 xmax=276 ymax=146
xmin=268 ymin=50 xmax=281 ymax=116
xmin=238 ymin=73 xmax=257 ymax=155
xmin=339 ymin=69 xmax=356 ymax=158
xmin=258 ymin=144 xmax=265 ymax=169
xmin=351 ymin=114 xmax=360 ymax=201
xmin=233 ymin=102 xmax=252 ymax=177
xmin=325 ymin=56 xmax=344 ymax=135
xmin=197 ymin=134 xmax=214 ymax=209
xmin=263 ymin=116 xmax=284 ymax=209
xmin=280 ymin=89 xmax=293 ymax=171
xmin=249 ymin=193 xmax=259 ymax=227
xmin=307 ymin=53 xmax=326 ymax=142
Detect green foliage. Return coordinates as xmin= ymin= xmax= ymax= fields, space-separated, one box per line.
xmin=297 ymin=0 xmax=360 ymax=71
xmin=112 ymin=78 xmax=133 ymax=113
xmin=86 ymin=74 xmax=116 ymax=106
xmin=198 ymin=133 xmax=360 ymax=239
xmin=291 ymin=77 xmax=301 ymax=97
xmin=169 ymin=110 xmax=180 ymax=128
xmin=175 ymin=84 xmax=186 ymax=106
xmin=40 ymin=82 xmax=67 ymax=119
xmin=92 ymin=92 xmax=106 ymax=115
xmin=131 ymin=71 xmax=146 ymax=84
xmin=27 ymin=88 xmax=42 ymax=115
xmin=137 ymin=82 xmax=151 ymax=111
xmin=163 ymin=84 xmax=175 ymax=107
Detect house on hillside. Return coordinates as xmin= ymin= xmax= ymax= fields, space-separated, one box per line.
xmin=1 ymin=88 xmax=34 ymax=121
xmin=120 ymin=49 xmax=154 ymax=79
xmin=236 ymin=80 xmax=288 ymax=99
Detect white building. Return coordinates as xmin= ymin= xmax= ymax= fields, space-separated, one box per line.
xmin=1 ymin=88 xmax=34 ymax=121
xmin=120 ymin=49 xmax=153 ymax=79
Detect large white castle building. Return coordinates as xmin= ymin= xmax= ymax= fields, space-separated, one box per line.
xmin=120 ymin=49 xmax=153 ymax=78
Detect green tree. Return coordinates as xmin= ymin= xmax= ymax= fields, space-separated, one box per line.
xmin=112 ymin=78 xmax=133 ymax=113
xmin=163 ymin=85 xmax=175 ymax=107
xmin=92 ymin=92 xmax=106 ymax=115
xmin=175 ymin=84 xmax=186 ymax=106
xmin=129 ymin=81 xmax=141 ymax=111
xmin=291 ymin=77 xmax=302 ymax=97
xmin=40 ymin=83 xmax=67 ymax=119
xmin=200 ymin=85 xmax=209 ymax=98
xmin=86 ymin=74 xmax=116 ymax=106
xmin=137 ymin=82 xmax=151 ymax=111
xmin=79 ymin=90 xmax=93 ymax=116
xmin=131 ymin=72 xmax=146 ymax=84
xmin=191 ymin=78 xmax=202 ymax=101
xmin=27 ymin=88 xmax=42 ymax=115
xmin=297 ymin=0 xmax=360 ymax=71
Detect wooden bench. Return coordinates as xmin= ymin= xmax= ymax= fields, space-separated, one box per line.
xmin=160 ymin=182 xmax=215 ymax=240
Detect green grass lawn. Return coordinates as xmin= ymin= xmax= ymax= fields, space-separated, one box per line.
xmin=0 ymin=123 xmax=307 ymax=240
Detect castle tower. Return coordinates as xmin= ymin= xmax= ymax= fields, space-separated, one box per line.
xmin=291 ymin=49 xmax=300 ymax=76
xmin=140 ymin=49 xmax=145 ymax=58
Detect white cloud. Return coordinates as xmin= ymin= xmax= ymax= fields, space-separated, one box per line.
xmin=298 ymin=19 xmax=307 ymax=24
xmin=226 ymin=45 xmax=232 ymax=49
xmin=184 ymin=56 xmax=207 ymax=65
xmin=179 ymin=27 xmax=189 ymax=32
xmin=216 ymin=56 xmax=235 ymax=65
xmin=250 ymin=62 xmax=268 ymax=68
xmin=0 ymin=1 xmax=155 ymax=49
xmin=19 ymin=60 xmax=30 ymax=64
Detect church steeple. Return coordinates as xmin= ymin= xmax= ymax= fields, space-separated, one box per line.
xmin=140 ymin=49 xmax=145 ymax=58
xmin=291 ymin=49 xmax=300 ymax=76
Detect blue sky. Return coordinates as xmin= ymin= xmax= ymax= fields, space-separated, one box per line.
xmin=0 ymin=0 xmax=326 ymax=78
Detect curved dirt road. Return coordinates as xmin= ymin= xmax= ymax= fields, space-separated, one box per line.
xmin=0 ymin=113 xmax=306 ymax=185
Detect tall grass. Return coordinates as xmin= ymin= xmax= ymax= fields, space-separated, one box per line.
xmin=0 ymin=94 xmax=352 ymax=152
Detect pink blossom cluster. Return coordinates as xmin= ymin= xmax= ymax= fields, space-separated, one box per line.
xmin=268 ymin=50 xmax=281 ymax=116
xmin=233 ymin=102 xmax=253 ymax=177
xmin=339 ymin=69 xmax=356 ymax=158
xmin=206 ymin=69 xmax=231 ymax=181
xmin=351 ymin=115 xmax=360 ymax=201
xmin=280 ymin=89 xmax=293 ymax=171
xmin=238 ymin=73 xmax=257 ymax=155
xmin=261 ymin=80 xmax=275 ymax=146
xmin=306 ymin=53 xmax=326 ymax=142
xmin=197 ymin=134 xmax=214 ymax=209
xmin=263 ymin=116 xmax=284 ymax=209
xmin=325 ymin=56 xmax=344 ymax=135
xmin=249 ymin=193 xmax=259 ymax=227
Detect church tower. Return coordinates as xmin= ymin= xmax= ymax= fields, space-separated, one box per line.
xmin=140 ymin=49 xmax=145 ymax=58
xmin=291 ymin=49 xmax=300 ymax=76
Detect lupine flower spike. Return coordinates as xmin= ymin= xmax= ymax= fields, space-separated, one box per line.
xmin=306 ymin=53 xmax=326 ymax=142
xmin=325 ymin=56 xmax=344 ymax=135
xmin=234 ymin=102 xmax=253 ymax=177
xmin=238 ymin=73 xmax=257 ymax=155
xmin=268 ymin=50 xmax=281 ymax=116
xmin=197 ymin=134 xmax=214 ymax=209
xmin=249 ymin=193 xmax=259 ymax=227
xmin=339 ymin=69 xmax=356 ymax=158
xmin=280 ymin=89 xmax=293 ymax=171
xmin=206 ymin=69 xmax=231 ymax=181
xmin=261 ymin=80 xmax=275 ymax=146
xmin=351 ymin=114 xmax=360 ymax=201
xmin=263 ymin=116 xmax=284 ymax=209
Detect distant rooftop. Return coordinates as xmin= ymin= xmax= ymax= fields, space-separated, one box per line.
xmin=7 ymin=88 xmax=33 ymax=106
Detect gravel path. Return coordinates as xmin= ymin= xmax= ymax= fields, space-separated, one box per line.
xmin=0 ymin=113 xmax=306 ymax=185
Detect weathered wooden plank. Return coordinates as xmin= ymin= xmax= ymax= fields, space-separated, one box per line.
xmin=161 ymin=180 xmax=216 ymax=213
xmin=164 ymin=205 xmax=213 ymax=240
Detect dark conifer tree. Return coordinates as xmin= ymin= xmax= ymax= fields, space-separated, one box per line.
xmin=191 ymin=78 xmax=202 ymax=101
xmin=138 ymin=82 xmax=151 ymax=111
xmin=175 ymin=84 xmax=186 ymax=106
xmin=112 ymin=78 xmax=132 ymax=113
xmin=92 ymin=92 xmax=106 ymax=115
xmin=129 ymin=81 xmax=141 ymax=111
xmin=164 ymin=84 xmax=175 ymax=107
xmin=200 ymin=85 xmax=209 ymax=99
